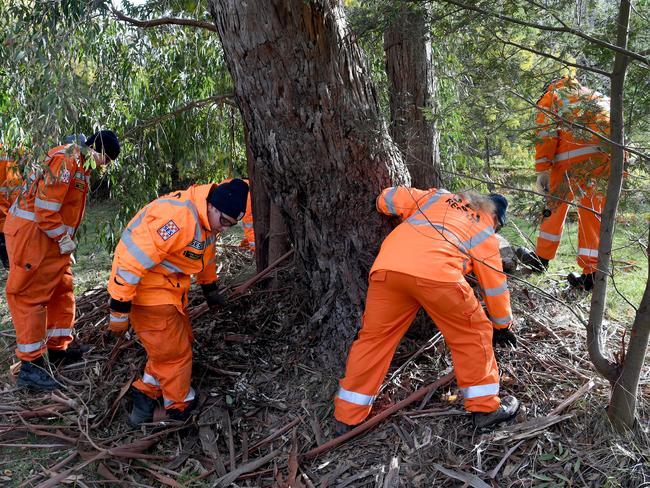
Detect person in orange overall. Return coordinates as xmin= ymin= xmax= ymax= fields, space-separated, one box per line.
xmin=519 ymin=76 xmax=611 ymax=291
xmin=5 ymin=130 xmax=120 ymax=390
xmin=334 ymin=187 xmax=519 ymax=433
xmin=108 ymin=179 xmax=249 ymax=426
xmin=0 ymin=146 xmax=23 ymax=269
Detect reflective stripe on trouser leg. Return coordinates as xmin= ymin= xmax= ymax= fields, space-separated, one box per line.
xmin=335 ymin=271 xmax=421 ymax=425
xmin=415 ymin=278 xmax=501 ymax=413
xmin=130 ymin=303 xmax=194 ymax=411
xmin=536 ymin=187 xmax=571 ymax=261
xmin=45 ymin=265 xmax=75 ymax=351
xmin=576 ymin=188 xmax=604 ymax=274
xmin=133 ymin=368 xmax=163 ymax=400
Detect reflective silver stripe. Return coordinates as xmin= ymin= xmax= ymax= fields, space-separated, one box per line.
xmin=17 ymin=341 xmax=45 ymax=353
xmin=116 ymin=267 xmax=141 ymax=285
xmin=35 ymin=198 xmax=63 ymax=211
xmin=490 ymin=314 xmax=512 ymax=325
xmin=554 ymin=146 xmax=603 ymax=162
xmin=110 ymin=314 xmax=129 ymax=323
xmin=535 ymin=157 xmax=551 ymax=164
xmin=47 ymin=328 xmax=73 ymax=337
xmin=241 ymin=222 xmax=254 ymax=229
xmin=120 ymin=229 xmax=157 ymax=269
xmin=66 ymin=225 xmax=76 ymax=237
xmin=484 ymin=281 xmax=508 ymax=296
xmin=384 ymin=187 xmax=398 ymax=215
xmin=337 ymin=387 xmax=375 ymax=406
xmin=0 ymin=156 xmax=12 ymax=161
xmin=460 ymin=383 xmax=499 ymax=399
xmin=163 ymin=387 xmax=196 ymax=407
xmin=205 ymin=235 xmax=216 ymax=245
xmin=578 ymin=248 xmax=598 ymax=257
xmin=45 ymin=225 xmax=67 ymax=238
xmin=249 ymin=241 xmax=256 ymax=248
xmin=539 ymin=231 xmax=561 ymax=242
xmin=459 ymin=226 xmax=494 ymax=251
xmin=142 ymin=373 xmax=160 ymax=387
xmin=9 ymin=202 xmax=36 ymax=221
xmin=160 ymin=260 xmax=183 ymax=273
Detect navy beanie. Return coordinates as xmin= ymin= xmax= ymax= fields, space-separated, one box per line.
xmin=208 ymin=179 xmax=249 ymax=220
xmin=488 ymin=193 xmax=508 ymax=227
xmin=86 ymin=130 xmax=120 ymax=161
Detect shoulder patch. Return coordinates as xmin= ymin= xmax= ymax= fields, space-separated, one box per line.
xmin=60 ymin=167 xmax=71 ymax=184
xmin=157 ymin=220 xmax=180 ymax=241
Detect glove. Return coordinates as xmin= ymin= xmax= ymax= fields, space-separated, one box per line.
xmin=57 ymin=234 xmax=76 ymax=255
xmin=201 ymin=283 xmax=227 ymax=309
xmin=109 ymin=298 xmax=131 ymax=336
xmin=492 ymin=327 xmax=517 ymax=348
xmin=535 ymin=171 xmax=550 ymax=194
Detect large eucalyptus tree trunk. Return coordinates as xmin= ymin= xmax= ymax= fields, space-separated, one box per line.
xmin=210 ymin=0 xmax=409 ymax=365
xmin=384 ymin=2 xmax=441 ymax=188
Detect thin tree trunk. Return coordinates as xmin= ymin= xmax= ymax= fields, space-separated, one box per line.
xmin=586 ymin=0 xmax=630 ymax=384
xmin=384 ymin=3 xmax=441 ymax=188
xmin=210 ymin=0 xmax=409 ymax=365
xmin=608 ymin=224 xmax=650 ymax=430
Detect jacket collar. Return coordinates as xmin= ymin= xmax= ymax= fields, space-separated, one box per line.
xmin=191 ymin=183 xmax=216 ymax=232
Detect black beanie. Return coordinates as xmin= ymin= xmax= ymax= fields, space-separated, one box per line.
xmin=207 ymin=179 xmax=249 ymax=220
xmin=86 ymin=130 xmax=120 ymax=161
xmin=488 ymin=193 xmax=508 ymax=227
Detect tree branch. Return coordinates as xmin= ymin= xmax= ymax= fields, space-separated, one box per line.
xmin=112 ymin=8 xmax=218 ymax=32
xmin=124 ymin=94 xmax=235 ymax=138
xmin=436 ymin=0 xmax=650 ymax=68
xmin=493 ymin=34 xmax=611 ymax=78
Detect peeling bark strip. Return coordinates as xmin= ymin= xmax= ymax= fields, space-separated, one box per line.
xmin=210 ymin=0 xmax=409 ymax=364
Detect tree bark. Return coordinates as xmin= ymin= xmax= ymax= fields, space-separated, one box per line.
xmin=608 ymin=223 xmax=650 ymax=431
xmin=384 ymin=3 xmax=442 ymax=188
xmin=586 ymin=0 xmax=630 ymax=384
xmin=210 ymin=0 xmax=409 ymax=365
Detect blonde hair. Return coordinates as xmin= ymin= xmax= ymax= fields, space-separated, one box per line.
xmin=457 ymin=191 xmax=496 ymax=216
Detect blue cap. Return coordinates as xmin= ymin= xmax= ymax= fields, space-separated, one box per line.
xmin=488 ymin=193 xmax=508 ymax=228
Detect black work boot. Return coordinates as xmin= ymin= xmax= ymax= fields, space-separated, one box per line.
xmin=0 ymin=232 xmax=9 ymax=270
xmin=47 ymin=343 xmax=90 ymax=365
xmin=333 ymin=420 xmax=354 ymax=436
xmin=472 ymin=396 xmax=520 ymax=432
xmin=515 ymin=247 xmax=549 ymax=273
xmin=567 ymin=272 xmax=595 ymax=291
xmin=129 ymin=388 xmax=158 ymax=427
xmin=17 ymin=357 xmax=61 ymax=391
xmin=167 ymin=396 xmax=199 ymax=422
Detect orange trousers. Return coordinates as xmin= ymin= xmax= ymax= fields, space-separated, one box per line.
xmin=131 ymin=304 xmax=195 ymax=411
xmin=5 ymin=223 xmax=75 ymax=361
xmin=334 ymin=270 xmax=500 ymax=426
xmin=536 ymin=171 xmax=604 ymax=274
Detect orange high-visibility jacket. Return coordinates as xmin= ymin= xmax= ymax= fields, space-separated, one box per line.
xmin=535 ymin=77 xmax=610 ymax=176
xmin=372 ymin=187 xmax=512 ymax=329
xmin=108 ymin=184 xmax=218 ymax=310
xmin=0 ymin=149 xmax=23 ymax=232
xmin=5 ymin=144 xmax=90 ymax=240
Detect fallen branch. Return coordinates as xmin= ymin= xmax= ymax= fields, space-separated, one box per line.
xmin=549 ymin=380 xmax=596 ymax=416
xmin=433 ymin=463 xmax=491 ymax=488
xmin=302 ymin=371 xmax=455 ymax=459
xmin=213 ymin=448 xmax=282 ymax=487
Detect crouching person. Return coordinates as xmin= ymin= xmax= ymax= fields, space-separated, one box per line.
xmin=334 ymin=187 xmax=519 ymax=433
xmin=107 ymin=179 xmax=249 ymax=426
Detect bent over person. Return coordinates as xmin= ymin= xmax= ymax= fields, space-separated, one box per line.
xmin=519 ymin=76 xmax=611 ymax=291
xmin=5 ymin=131 xmax=120 ymax=390
xmin=334 ymin=187 xmax=519 ymax=432
xmin=107 ymin=179 xmax=249 ymax=426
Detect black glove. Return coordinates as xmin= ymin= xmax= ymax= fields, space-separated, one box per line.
xmin=201 ymin=283 xmax=227 ymax=308
xmin=492 ymin=327 xmax=517 ymax=348
xmin=0 ymin=232 xmax=9 ymax=270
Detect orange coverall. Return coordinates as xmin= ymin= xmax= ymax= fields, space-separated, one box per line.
xmin=335 ymin=187 xmax=512 ymax=425
xmin=534 ymin=77 xmax=611 ymax=274
xmin=5 ymin=144 xmax=91 ymax=361
xmin=108 ymin=184 xmax=219 ymax=412
xmin=0 ymin=149 xmax=23 ymax=232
